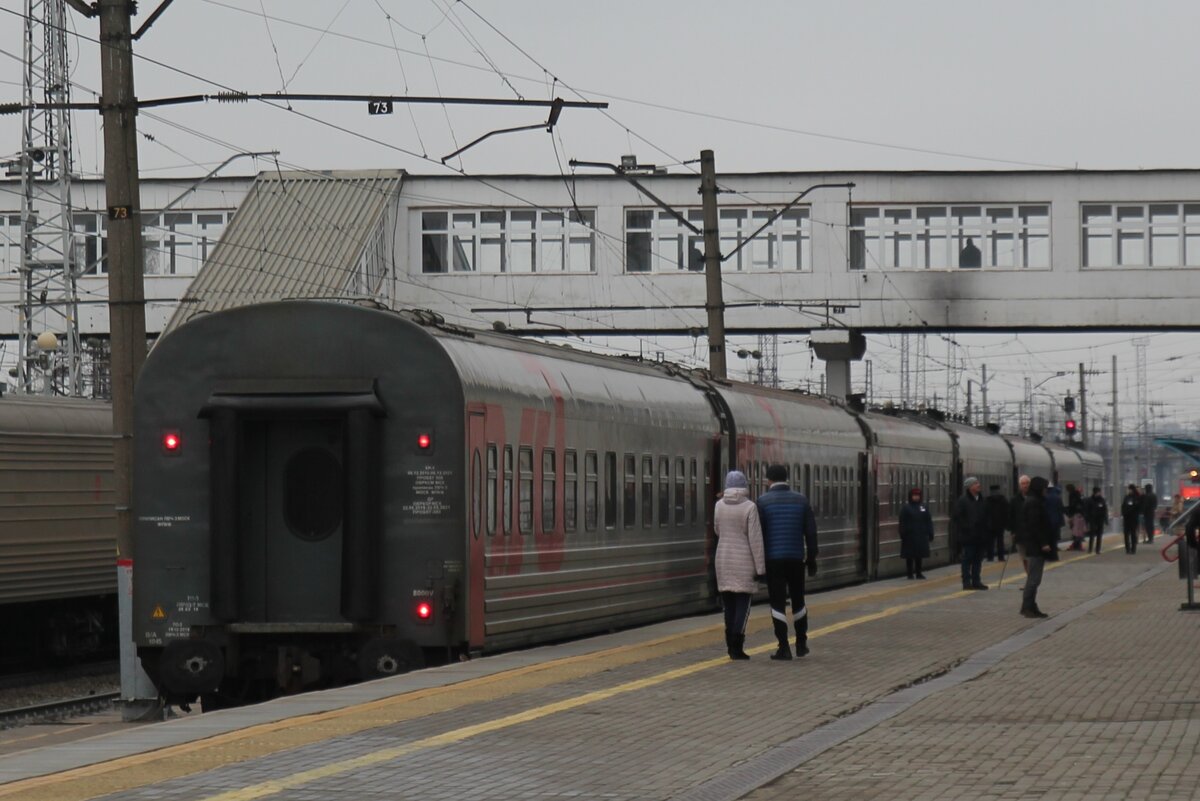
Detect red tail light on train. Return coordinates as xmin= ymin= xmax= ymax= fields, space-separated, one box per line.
xmin=415 ymin=601 xmax=433 ymax=622
xmin=162 ymin=431 xmax=181 ymax=454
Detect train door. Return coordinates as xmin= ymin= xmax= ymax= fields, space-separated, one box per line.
xmin=241 ymin=419 xmax=345 ymax=623
xmin=858 ymin=452 xmax=872 ymax=581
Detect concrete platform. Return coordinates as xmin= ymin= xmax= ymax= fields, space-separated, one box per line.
xmin=0 ymin=542 xmax=1195 ymax=801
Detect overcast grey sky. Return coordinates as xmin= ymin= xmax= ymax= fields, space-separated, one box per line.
xmin=1 ymin=0 xmax=1198 ymax=433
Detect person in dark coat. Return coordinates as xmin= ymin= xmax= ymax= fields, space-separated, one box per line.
xmin=899 ymin=487 xmax=934 ymax=579
xmin=757 ymin=463 xmax=818 ymax=660
xmin=952 ymin=477 xmax=988 ymax=590
xmin=1020 ymin=476 xmax=1057 ymax=618
xmin=1141 ymin=483 xmax=1158 ymax=543
xmin=1064 ymin=483 xmax=1085 ymax=551
xmin=1120 ymin=484 xmax=1141 ymax=554
xmin=1008 ymin=475 xmax=1031 ymax=572
xmin=1045 ymin=484 xmax=1065 ymax=548
xmin=984 ymin=484 xmax=1009 ymax=561
xmin=1082 ymin=486 xmax=1108 ymax=553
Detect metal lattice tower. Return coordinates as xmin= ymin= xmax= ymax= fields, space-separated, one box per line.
xmin=944 ymin=338 xmax=958 ymax=417
xmin=755 ymin=333 xmax=778 ymax=389
xmin=16 ymin=0 xmax=81 ymax=395
xmin=914 ymin=332 xmax=928 ymax=408
xmin=899 ymin=334 xmax=911 ymax=407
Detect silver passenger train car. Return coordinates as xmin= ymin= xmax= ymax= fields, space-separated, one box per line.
xmin=133 ymin=301 xmax=1104 ymax=706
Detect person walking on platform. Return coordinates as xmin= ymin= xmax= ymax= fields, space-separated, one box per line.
xmin=1009 ymin=475 xmax=1031 ymax=573
xmin=713 ymin=470 xmax=766 ymax=661
xmin=984 ymin=484 xmax=1009 ymax=561
xmin=757 ymin=463 xmax=818 ymax=661
xmin=1083 ymin=486 xmax=1108 ymax=553
xmin=953 ymin=477 xmax=988 ymax=590
xmin=1020 ymin=476 xmax=1057 ymax=618
xmin=1065 ymin=483 xmax=1086 ymax=551
xmin=1121 ymin=484 xmax=1141 ymax=554
xmin=899 ymin=487 xmax=934 ymax=579
xmin=1045 ymin=483 xmax=1065 ymax=549
xmin=1141 ymin=483 xmax=1158 ymax=544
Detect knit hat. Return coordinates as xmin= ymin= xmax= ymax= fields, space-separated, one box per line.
xmin=963 ymin=476 xmax=980 ymax=490
xmin=724 ymin=470 xmax=748 ymax=490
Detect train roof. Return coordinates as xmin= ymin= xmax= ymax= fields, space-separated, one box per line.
xmin=0 ymin=396 xmax=112 ymax=435
xmin=857 ymin=410 xmax=953 ymax=453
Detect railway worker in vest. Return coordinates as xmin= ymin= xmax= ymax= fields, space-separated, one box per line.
xmin=757 ymin=463 xmax=818 ymax=661
xmin=953 ymin=477 xmax=989 ymax=590
xmin=898 ymin=487 xmax=933 ymax=579
xmin=713 ymin=470 xmax=766 ymax=661
xmin=1020 ymin=476 xmax=1057 ymax=618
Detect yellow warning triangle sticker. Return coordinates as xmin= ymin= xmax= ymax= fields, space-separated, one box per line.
xmin=152 ymin=605 xmax=165 ymax=619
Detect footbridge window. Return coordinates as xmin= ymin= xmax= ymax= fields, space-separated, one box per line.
xmin=1082 ymin=203 xmax=1200 ymax=268
xmin=849 ymin=204 xmax=1049 ymax=270
xmin=625 ymin=206 xmax=811 ymax=273
xmin=420 ymin=208 xmax=596 ymax=274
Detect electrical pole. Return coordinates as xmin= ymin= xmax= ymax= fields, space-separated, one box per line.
xmin=1078 ymin=362 xmax=1088 ymax=449
xmin=981 ymin=365 xmax=989 ymax=425
xmin=94 ymin=0 xmax=153 ymax=717
xmin=699 ymin=150 xmax=726 ymax=380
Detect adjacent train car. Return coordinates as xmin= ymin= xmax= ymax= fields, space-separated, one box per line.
xmin=0 ymin=396 xmax=116 ymax=659
xmin=133 ymin=300 xmax=1107 ymax=707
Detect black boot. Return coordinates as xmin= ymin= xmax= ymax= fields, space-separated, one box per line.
xmin=770 ymin=642 xmax=792 ymax=661
xmin=727 ymin=633 xmax=750 ymax=660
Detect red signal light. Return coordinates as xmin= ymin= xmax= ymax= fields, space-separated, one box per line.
xmin=162 ymin=431 xmax=181 ymax=453
xmin=1065 ymin=419 xmax=1076 ymax=432
xmin=417 ymin=433 xmax=432 ymax=450
xmin=415 ymin=601 xmax=433 ymax=620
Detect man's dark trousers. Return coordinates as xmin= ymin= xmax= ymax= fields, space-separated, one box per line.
xmin=766 ymin=559 xmax=808 ymax=649
xmin=960 ymin=542 xmax=983 ymax=588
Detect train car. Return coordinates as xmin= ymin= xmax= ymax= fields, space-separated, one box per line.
xmin=0 ymin=396 xmax=116 ymax=660
xmin=1042 ymin=442 xmax=1085 ymax=491
xmin=1006 ymin=435 xmax=1054 ymax=487
xmin=857 ymin=412 xmax=954 ymax=579
xmin=713 ymin=383 xmax=867 ymax=587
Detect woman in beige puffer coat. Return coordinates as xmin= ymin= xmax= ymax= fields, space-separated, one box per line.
xmin=714 ymin=470 xmax=766 ymax=660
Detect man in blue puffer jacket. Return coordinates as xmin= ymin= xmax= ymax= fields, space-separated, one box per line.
xmin=757 ymin=463 xmax=819 ymax=660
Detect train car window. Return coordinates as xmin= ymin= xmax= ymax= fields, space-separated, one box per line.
xmin=642 ymin=456 xmax=654 ymax=527
xmin=822 ymin=466 xmax=830 ymax=518
xmin=542 ymin=449 xmax=556 ymax=535
xmin=674 ymin=457 xmax=686 ymax=525
xmin=565 ymin=451 xmax=578 ymax=534
xmin=689 ymin=458 xmax=698 ymax=523
xmin=486 ymin=445 xmax=497 ymax=536
xmin=519 ymin=447 xmax=533 ymax=536
xmin=841 ymin=466 xmax=849 ymax=517
xmin=471 ymin=449 xmax=483 ymax=539
xmin=659 ymin=456 xmax=671 ymax=527
xmin=604 ymin=452 xmax=617 ymax=530
xmin=584 ymin=451 xmax=598 ymax=532
xmin=624 ymin=454 xmax=637 ymax=529
xmin=804 ymin=464 xmax=811 ymax=498
xmin=503 ymin=445 xmax=513 ymax=536
xmin=597 ymin=453 xmax=609 ymax=527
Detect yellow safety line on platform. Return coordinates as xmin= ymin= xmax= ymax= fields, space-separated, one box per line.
xmin=0 ymin=551 xmax=1092 ymax=801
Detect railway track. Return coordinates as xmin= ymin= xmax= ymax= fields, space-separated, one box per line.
xmin=0 ymin=691 xmax=119 ymax=730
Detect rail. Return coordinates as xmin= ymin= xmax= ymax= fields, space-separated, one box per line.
xmin=0 ymin=691 xmax=119 ymax=730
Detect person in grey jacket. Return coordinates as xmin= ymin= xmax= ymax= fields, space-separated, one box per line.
xmin=713 ymin=470 xmax=766 ymax=660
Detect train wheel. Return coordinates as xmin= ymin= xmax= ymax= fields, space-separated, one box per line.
xmin=358 ymin=638 xmax=424 ymax=679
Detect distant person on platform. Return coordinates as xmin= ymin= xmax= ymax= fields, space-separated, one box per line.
xmin=713 ymin=470 xmax=766 ymax=661
xmin=953 ymin=477 xmax=988 ymax=590
xmin=959 ymin=237 xmax=982 ymax=268
xmin=984 ymin=483 xmax=1009 ymax=561
xmin=1008 ymin=475 xmax=1032 ymax=572
xmin=1020 ymin=476 xmax=1057 ymax=618
xmin=757 ymin=464 xmax=818 ymax=661
xmin=1121 ymin=484 xmax=1142 ymax=555
xmin=899 ymin=487 xmax=934 ymax=579
xmin=1065 ymin=483 xmax=1086 ymax=551
xmin=1082 ymin=486 xmax=1109 ymax=554
xmin=1045 ymin=483 xmax=1065 ymax=551
xmin=1170 ymin=493 xmax=1186 ymax=535
xmin=1141 ymin=483 xmax=1158 ymax=544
